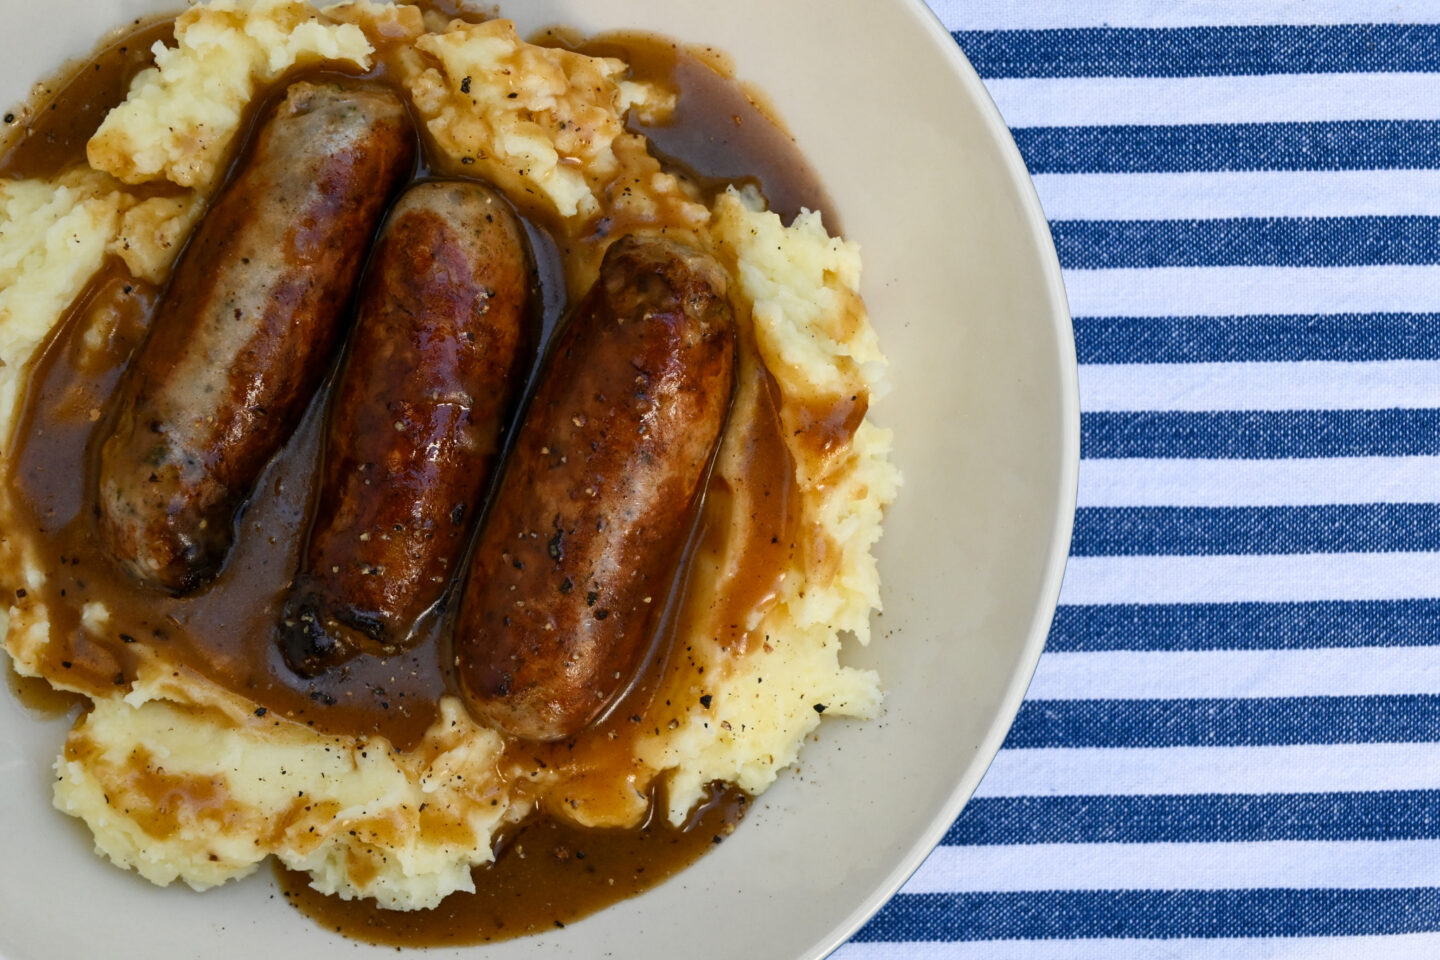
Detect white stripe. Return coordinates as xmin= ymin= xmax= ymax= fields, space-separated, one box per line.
xmin=1079 ymin=360 xmax=1440 ymax=412
xmin=1078 ymin=457 xmax=1440 ymax=508
xmin=1028 ymin=648 xmax=1440 ymax=700
xmin=1064 ymin=266 xmax=1440 ymax=318
xmin=1036 ymin=170 xmax=1440 ymax=221
xmin=932 ymin=0 xmax=1440 ymax=30
xmin=1059 ymin=553 xmax=1440 ymax=605
xmin=835 ymin=935 xmax=1440 ymax=960
xmin=989 ymin=73 xmax=1440 ymax=128
xmin=975 ymin=743 xmax=1440 ymax=797
xmin=901 ymin=839 xmax=1440 ymax=893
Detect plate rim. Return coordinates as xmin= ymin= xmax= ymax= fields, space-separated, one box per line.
xmin=805 ymin=0 xmax=1079 ymax=956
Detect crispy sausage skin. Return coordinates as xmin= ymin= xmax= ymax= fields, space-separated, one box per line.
xmin=280 ymin=180 xmax=534 ymax=675
xmin=97 ymin=81 xmax=415 ymax=594
xmin=454 ymin=234 xmax=736 ymax=741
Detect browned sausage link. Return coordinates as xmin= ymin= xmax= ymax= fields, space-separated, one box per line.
xmin=97 ymin=81 xmax=416 ymax=594
xmin=280 ymin=180 xmax=535 ymax=675
xmin=454 ymin=234 xmax=737 ymax=741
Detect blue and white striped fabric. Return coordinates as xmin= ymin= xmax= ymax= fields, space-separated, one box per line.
xmin=838 ymin=2 xmax=1440 ymax=956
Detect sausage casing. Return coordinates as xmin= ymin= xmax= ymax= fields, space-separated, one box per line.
xmin=281 ymin=180 xmax=534 ymax=674
xmin=454 ymin=234 xmax=736 ymax=741
xmin=97 ymin=81 xmax=415 ymax=594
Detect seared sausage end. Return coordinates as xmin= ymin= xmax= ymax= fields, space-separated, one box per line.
xmin=279 ymin=587 xmax=387 ymax=677
xmin=96 ymin=414 xmax=235 ymax=595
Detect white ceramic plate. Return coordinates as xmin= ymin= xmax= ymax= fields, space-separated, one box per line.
xmin=0 ymin=1 xmax=1076 ymax=957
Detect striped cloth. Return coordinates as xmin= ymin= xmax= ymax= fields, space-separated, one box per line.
xmin=836 ymin=1 xmax=1440 ymax=957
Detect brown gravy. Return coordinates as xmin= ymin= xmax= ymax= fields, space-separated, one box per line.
xmin=0 ymin=8 xmax=837 ymax=945
xmin=563 ymin=31 xmax=837 ymax=232
xmin=5 ymin=661 xmax=86 ymax=717
xmin=0 ymin=18 xmax=175 ymax=180
xmin=277 ymin=785 xmax=748 ymax=945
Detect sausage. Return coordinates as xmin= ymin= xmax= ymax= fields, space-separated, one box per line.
xmin=97 ymin=81 xmax=416 ymax=594
xmin=280 ymin=180 xmax=534 ymax=675
xmin=453 ymin=234 xmax=736 ymax=741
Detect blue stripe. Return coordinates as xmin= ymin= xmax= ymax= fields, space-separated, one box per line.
xmin=1015 ymin=121 xmax=1440 ymax=175
xmin=1004 ymin=696 xmax=1440 ymax=749
xmin=946 ymin=791 xmax=1440 ymax=845
xmin=1083 ymin=410 xmax=1440 ymax=460
xmin=1075 ymin=314 xmax=1440 ymax=364
xmin=854 ymin=889 xmax=1440 ymax=941
xmin=953 ymin=25 xmax=1440 ymax=79
xmin=1072 ymin=505 xmax=1440 ymax=557
xmin=1048 ymin=600 xmax=1440 ymax=652
xmin=1053 ymin=217 xmax=1440 ymax=269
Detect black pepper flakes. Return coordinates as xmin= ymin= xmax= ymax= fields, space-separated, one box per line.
xmin=813 ymin=703 xmax=828 ymax=714
xmin=559 ymin=577 xmax=573 ymax=594
xmin=119 ymin=633 xmax=136 ymax=644
xmin=700 ymin=694 xmax=712 ymax=709
xmin=586 ymin=591 xmax=598 ymax=607
xmin=254 ymin=707 xmax=267 ymax=717
xmin=460 ymin=76 xmax=471 ymax=93
xmin=13 ymin=588 xmax=24 ymax=598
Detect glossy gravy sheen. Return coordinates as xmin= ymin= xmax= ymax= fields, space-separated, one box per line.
xmin=5 ymin=666 xmax=85 ymax=717
xmin=1 ymin=8 xmax=847 ymax=944
xmin=0 ymin=18 xmax=175 ymax=179
xmin=278 ymin=785 xmax=749 ymax=945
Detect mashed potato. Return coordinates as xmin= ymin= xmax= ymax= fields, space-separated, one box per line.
xmin=0 ymin=170 xmax=198 ymax=446
xmin=1 ymin=0 xmax=898 ymax=914
xmin=89 ymin=0 xmax=374 ymax=189
xmin=640 ymin=191 xmax=896 ymax=822
xmin=57 ymin=693 xmax=517 ymax=909
xmin=409 ymin=18 xmax=666 ymax=220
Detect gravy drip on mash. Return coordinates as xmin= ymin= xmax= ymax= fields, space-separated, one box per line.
xmin=278 ymin=784 xmax=751 ymax=945
xmin=0 ymin=6 xmax=858 ymax=943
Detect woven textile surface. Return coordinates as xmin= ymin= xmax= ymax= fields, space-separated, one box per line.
xmin=837 ymin=2 xmax=1440 ymax=957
